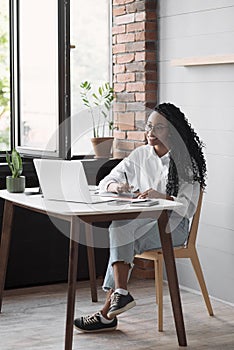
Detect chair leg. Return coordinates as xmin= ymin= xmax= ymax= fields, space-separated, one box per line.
xmin=190 ymin=249 xmax=214 ymax=316
xmin=155 ymin=259 xmax=159 ymax=305
xmin=154 ymin=256 xmax=163 ymax=332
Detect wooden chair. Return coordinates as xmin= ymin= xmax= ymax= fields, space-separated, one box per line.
xmin=135 ymin=190 xmax=214 ymax=331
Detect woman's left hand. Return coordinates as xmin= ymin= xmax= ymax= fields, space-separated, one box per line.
xmin=138 ymin=188 xmax=165 ymax=199
xmin=138 ymin=188 xmax=174 ymax=201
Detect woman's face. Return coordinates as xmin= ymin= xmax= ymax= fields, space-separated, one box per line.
xmin=145 ymin=111 xmax=170 ymax=148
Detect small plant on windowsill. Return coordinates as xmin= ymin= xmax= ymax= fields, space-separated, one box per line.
xmin=80 ymin=81 xmax=116 ymax=158
xmin=6 ymin=148 xmax=25 ymax=193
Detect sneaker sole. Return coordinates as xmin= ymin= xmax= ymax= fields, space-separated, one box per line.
xmin=74 ymin=324 xmax=117 ymax=333
xmin=107 ymin=300 xmax=136 ymax=319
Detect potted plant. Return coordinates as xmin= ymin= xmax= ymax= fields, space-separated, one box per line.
xmin=80 ymin=81 xmax=115 ymax=158
xmin=6 ymin=148 xmax=25 ymax=193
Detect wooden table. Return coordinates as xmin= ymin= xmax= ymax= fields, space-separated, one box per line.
xmin=0 ymin=190 xmax=187 ymax=349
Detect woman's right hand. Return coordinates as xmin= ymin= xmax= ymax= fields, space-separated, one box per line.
xmin=107 ymin=182 xmax=132 ymax=194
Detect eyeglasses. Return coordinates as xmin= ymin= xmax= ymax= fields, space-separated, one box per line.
xmin=145 ymin=123 xmax=169 ymax=134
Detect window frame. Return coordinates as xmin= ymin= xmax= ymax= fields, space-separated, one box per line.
xmin=10 ymin=0 xmax=71 ymax=160
xmin=0 ymin=0 xmax=12 ymax=157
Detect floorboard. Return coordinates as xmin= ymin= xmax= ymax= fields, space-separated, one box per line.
xmin=1 ymin=278 xmax=234 ymax=350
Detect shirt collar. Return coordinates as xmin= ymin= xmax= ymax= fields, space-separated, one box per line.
xmin=148 ymin=145 xmax=170 ymax=161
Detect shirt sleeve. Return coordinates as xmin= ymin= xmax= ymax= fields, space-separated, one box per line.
xmin=98 ymin=163 xmax=124 ymax=192
xmin=98 ymin=159 xmax=129 ymax=192
xmin=172 ymin=181 xmax=200 ymax=219
xmin=98 ymin=149 xmax=140 ymax=193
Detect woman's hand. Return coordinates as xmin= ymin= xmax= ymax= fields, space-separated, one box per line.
xmin=138 ymin=188 xmax=160 ymax=199
xmin=107 ymin=182 xmax=133 ymax=194
xmin=138 ymin=188 xmax=174 ymax=201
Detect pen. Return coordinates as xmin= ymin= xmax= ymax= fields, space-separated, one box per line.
xmin=123 ymin=172 xmax=138 ymax=196
xmin=124 ymin=171 xmax=129 ymax=185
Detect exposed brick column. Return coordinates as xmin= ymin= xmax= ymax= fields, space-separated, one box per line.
xmin=112 ymin=0 xmax=158 ymax=158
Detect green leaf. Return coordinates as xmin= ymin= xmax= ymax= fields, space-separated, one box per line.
xmin=6 ymin=152 xmax=13 ymax=174
xmin=109 ymin=121 xmax=114 ymax=130
xmin=6 ymin=148 xmax=23 ymax=177
xmin=81 ymin=81 xmax=91 ymax=91
xmin=104 ymin=102 xmax=109 ymax=110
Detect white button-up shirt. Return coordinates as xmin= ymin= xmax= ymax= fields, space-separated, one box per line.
xmin=99 ymin=144 xmax=200 ymax=223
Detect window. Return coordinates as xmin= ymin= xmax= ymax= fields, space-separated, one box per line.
xmin=18 ymin=0 xmax=59 ymax=153
xmin=70 ymin=0 xmax=111 ymax=156
xmin=12 ymin=0 xmax=70 ymax=159
xmin=1 ymin=0 xmax=111 ymax=159
xmin=0 ymin=0 xmax=11 ymax=151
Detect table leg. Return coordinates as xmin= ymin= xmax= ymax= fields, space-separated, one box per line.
xmin=158 ymin=210 xmax=187 ymax=347
xmin=65 ymin=216 xmax=80 ymax=350
xmin=0 ymin=200 xmax=14 ymax=313
xmin=85 ymin=223 xmax=98 ymax=302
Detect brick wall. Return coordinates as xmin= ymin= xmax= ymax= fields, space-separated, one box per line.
xmin=112 ymin=0 xmax=158 ymax=158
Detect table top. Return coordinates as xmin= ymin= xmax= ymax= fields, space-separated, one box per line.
xmin=0 ymin=188 xmax=182 ymax=217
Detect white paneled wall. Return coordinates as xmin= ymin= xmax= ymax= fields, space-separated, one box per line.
xmin=159 ymin=0 xmax=234 ymax=304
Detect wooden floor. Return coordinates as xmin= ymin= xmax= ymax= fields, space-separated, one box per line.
xmin=1 ymin=278 xmax=234 ymax=350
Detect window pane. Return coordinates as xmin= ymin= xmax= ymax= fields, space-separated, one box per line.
xmin=0 ymin=0 xmax=11 ymax=151
xmin=70 ymin=0 xmax=110 ymax=156
xmin=18 ymin=0 xmax=58 ymax=153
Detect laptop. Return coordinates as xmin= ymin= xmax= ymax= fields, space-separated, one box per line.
xmin=33 ymin=159 xmax=116 ymax=204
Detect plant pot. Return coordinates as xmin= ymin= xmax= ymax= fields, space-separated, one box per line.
xmin=91 ymin=137 xmax=114 ymax=158
xmin=6 ymin=176 xmax=25 ymax=193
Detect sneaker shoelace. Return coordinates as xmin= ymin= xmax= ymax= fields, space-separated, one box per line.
xmin=82 ymin=313 xmax=100 ymax=326
xmin=110 ymin=293 xmax=121 ymax=307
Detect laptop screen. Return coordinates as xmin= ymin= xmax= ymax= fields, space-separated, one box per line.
xmin=33 ymin=159 xmax=92 ymax=203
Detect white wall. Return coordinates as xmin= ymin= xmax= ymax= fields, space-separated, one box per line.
xmin=159 ymin=0 xmax=234 ymax=304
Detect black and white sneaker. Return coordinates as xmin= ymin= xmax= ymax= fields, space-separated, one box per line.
xmin=107 ymin=292 xmax=136 ymax=319
xmin=74 ymin=312 xmax=117 ymax=333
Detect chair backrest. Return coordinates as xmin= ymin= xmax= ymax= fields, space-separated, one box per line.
xmin=186 ymin=189 xmax=203 ymax=248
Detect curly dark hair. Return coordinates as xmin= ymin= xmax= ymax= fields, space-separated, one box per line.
xmin=154 ymin=103 xmax=207 ymax=196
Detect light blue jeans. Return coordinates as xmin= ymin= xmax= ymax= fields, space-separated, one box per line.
xmin=102 ymin=216 xmax=189 ymax=291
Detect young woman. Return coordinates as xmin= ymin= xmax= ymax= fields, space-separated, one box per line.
xmin=74 ymin=102 xmax=207 ymax=332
